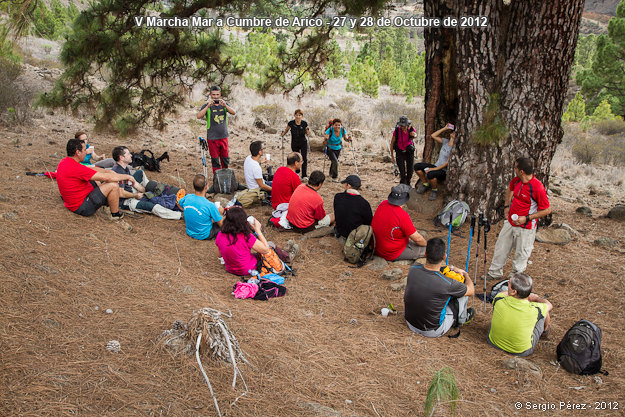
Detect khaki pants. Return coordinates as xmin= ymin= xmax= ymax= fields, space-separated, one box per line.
xmin=488 ymin=221 xmax=536 ymax=279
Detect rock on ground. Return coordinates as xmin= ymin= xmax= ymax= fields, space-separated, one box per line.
xmin=607 ymin=204 xmax=625 ymax=221
xmin=594 ymin=237 xmax=619 ymax=248
xmin=575 ymin=206 xmax=592 ymax=216
xmin=535 ymin=228 xmax=571 ymax=245
xmin=381 ymin=268 xmax=403 ymax=281
xmin=502 ymin=357 xmax=542 ymax=378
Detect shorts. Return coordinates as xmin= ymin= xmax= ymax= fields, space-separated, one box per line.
xmin=74 ymin=186 xmax=107 ymax=217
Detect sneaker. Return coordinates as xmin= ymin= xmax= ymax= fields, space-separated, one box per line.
xmin=429 ymin=189 xmax=438 ymax=200
xmin=463 ymin=308 xmax=475 ymax=326
xmin=301 ymin=176 xmax=308 ymax=182
xmin=416 ymin=184 xmax=429 ymax=194
xmin=331 ymin=178 xmax=340 ymax=183
xmin=109 ymin=212 xmax=124 ymax=221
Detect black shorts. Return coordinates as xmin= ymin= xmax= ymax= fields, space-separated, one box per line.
xmin=74 ymin=186 xmax=107 ymax=217
xmin=414 ymin=163 xmax=447 ymax=181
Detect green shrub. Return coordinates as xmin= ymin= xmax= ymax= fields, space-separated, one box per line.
xmin=0 ymin=58 xmax=35 ymax=125
xmin=572 ymin=135 xmax=602 ymax=164
xmin=251 ymin=103 xmax=285 ymax=127
xmin=474 ymin=93 xmax=509 ymax=145
xmin=424 ymin=367 xmax=459 ymax=417
xmin=596 ymin=118 xmax=625 ymax=135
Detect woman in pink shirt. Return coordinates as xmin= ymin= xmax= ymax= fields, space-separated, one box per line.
xmin=215 ymin=207 xmax=270 ymax=276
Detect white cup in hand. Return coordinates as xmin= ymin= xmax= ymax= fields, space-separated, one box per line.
xmin=247 ymin=216 xmax=255 ymax=226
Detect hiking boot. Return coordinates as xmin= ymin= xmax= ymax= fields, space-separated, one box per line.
xmin=301 ymin=176 xmax=308 ymax=183
xmin=463 ymin=308 xmax=475 ymax=326
xmin=285 ymin=239 xmax=300 ymax=262
xmin=429 ymin=190 xmax=438 ymax=200
xmin=482 ymin=274 xmax=499 ymax=281
xmin=109 ymin=212 xmax=124 ymax=221
xmin=416 ymin=183 xmax=429 ymax=194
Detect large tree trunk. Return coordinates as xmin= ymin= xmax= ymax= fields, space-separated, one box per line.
xmin=424 ymin=0 xmax=584 ymax=222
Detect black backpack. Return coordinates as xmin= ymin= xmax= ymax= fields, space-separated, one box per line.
xmin=557 ymin=320 xmax=605 ymax=375
xmin=212 ymin=168 xmax=238 ymax=194
xmin=131 ymin=149 xmax=169 ymax=172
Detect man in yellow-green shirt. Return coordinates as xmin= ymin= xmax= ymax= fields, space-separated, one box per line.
xmin=488 ymin=272 xmax=553 ymax=356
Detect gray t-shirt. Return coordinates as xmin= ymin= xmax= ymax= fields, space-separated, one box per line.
xmin=200 ymin=102 xmax=229 ymax=140
xmin=404 ymin=264 xmax=467 ymax=330
xmin=434 ymin=138 xmax=452 ymax=167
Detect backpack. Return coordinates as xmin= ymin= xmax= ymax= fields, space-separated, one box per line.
xmin=258 ymin=248 xmax=286 ymax=277
xmin=212 ymin=168 xmax=238 ymax=194
xmin=131 ymin=149 xmax=169 ymax=172
xmin=343 ymin=224 xmax=375 ymax=266
xmin=476 ymin=279 xmax=509 ymax=303
xmin=434 ymin=200 xmax=471 ymax=230
xmin=234 ymin=188 xmax=266 ymax=208
xmin=557 ymin=320 xmax=605 ymax=375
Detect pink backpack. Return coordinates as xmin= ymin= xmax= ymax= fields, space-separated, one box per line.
xmin=232 ymin=281 xmax=259 ymax=299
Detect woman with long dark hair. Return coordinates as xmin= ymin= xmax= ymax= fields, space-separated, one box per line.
xmin=215 ymin=206 xmax=270 ymax=276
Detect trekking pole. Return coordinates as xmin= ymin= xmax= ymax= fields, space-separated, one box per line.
xmin=482 ymin=215 xmax=491 ymax=312
xmin=350 ymin=137 xmax=359 ymax=175
xmin=446 ymin=211 xmax=453 ymax=266
xmin=382 ymin=131 xmax=399 ymax=177
xmin=199 ymin=136 xmax=208 ymax=179
xmin=473 ymin=213 xmax=482 ymax=311
xmin=465 ymin=215 xmax=475 ymax=271
xmin=281 ymin=133 xmax=285 ymax=167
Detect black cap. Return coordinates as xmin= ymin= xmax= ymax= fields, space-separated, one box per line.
xmin=398 ymin=115 xmax=411 ymax=126
xmin=341 ymin=175 xmax=361 ymax=189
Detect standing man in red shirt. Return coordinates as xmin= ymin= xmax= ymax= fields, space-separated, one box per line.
xmin=487 ymin=157 xmax=551 ymax=280
xmin=56 ymin=138 xmax=138 ymax=219
xmin=271 ymin=152 xmax=302 ymax=209
xmin=371 ymin=184 xmax=427 ymax=261
xmin=196 ymin=86 xmax=236 ymax=173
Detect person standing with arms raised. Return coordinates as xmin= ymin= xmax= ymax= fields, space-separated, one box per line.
xmin=196 ymin=86 xmax=236 ymax=173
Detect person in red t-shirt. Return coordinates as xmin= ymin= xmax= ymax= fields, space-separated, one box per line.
xmin=371 ymin=184 xmax=427 ymax=261
xmin=271 ymin=152 xmax=302 ymax=209
xmin=286 ymin=170 xmax=334 ymax=232
xmin=56 ymin=138 xmax=138 ymax=219
xmin=487 ymin=157 xmax=551 ymax=280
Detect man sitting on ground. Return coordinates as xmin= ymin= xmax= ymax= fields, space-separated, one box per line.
xmin=286 ymin=170 xmax=334 ymax=232
xmin=111 ymin=146 xmax=181 ymax=220
xmin=244 ymin=140 xmax=272 ymax=193
xmin=333 ymin=175 xmax=373 ymax=239
xmin=488 ymin=272 xmax=552 ymax=357
xmin=271 ymin=152 xmax=302 ymax=209
xmin=56 ymin=138 xmax=136 ymax=219
xmin=371 ymin=184 xmax=427 ymax=261
xmin=178 ymin=174 xmax=224 ymax=240
xmin=404 ymin=238 xmax=475 ymax=338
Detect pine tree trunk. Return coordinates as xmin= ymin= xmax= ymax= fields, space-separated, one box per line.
xmin=424 ymin=0 xmax=584 ymax=222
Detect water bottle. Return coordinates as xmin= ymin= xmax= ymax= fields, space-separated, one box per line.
xmin=248 ymin=269 xmax=260 ymax=284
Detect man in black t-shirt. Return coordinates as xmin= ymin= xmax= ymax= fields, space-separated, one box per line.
xmin=333 ymin=175 xmax=373 ymax=239
xmin=281 ymin=109 xmax=310 ymax=178
xmin=404 ymin=238 xmax=475 ymax=337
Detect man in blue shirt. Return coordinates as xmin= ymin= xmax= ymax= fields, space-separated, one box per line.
xmin=178 ymin=174 xmax=224 ymax=240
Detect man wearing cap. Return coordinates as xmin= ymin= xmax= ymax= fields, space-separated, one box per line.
xmin=371 ymin=184 xmax=427 ymax=261
xmin=414 ymin=123 xmax=455 ymax=200
xmin=390 ymin=116 xmax=417 ymax=186
xmin=333 ymin=175 xmax=373 ymax=239
xmin=271 ymin=152 xmax=302 ymax=209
